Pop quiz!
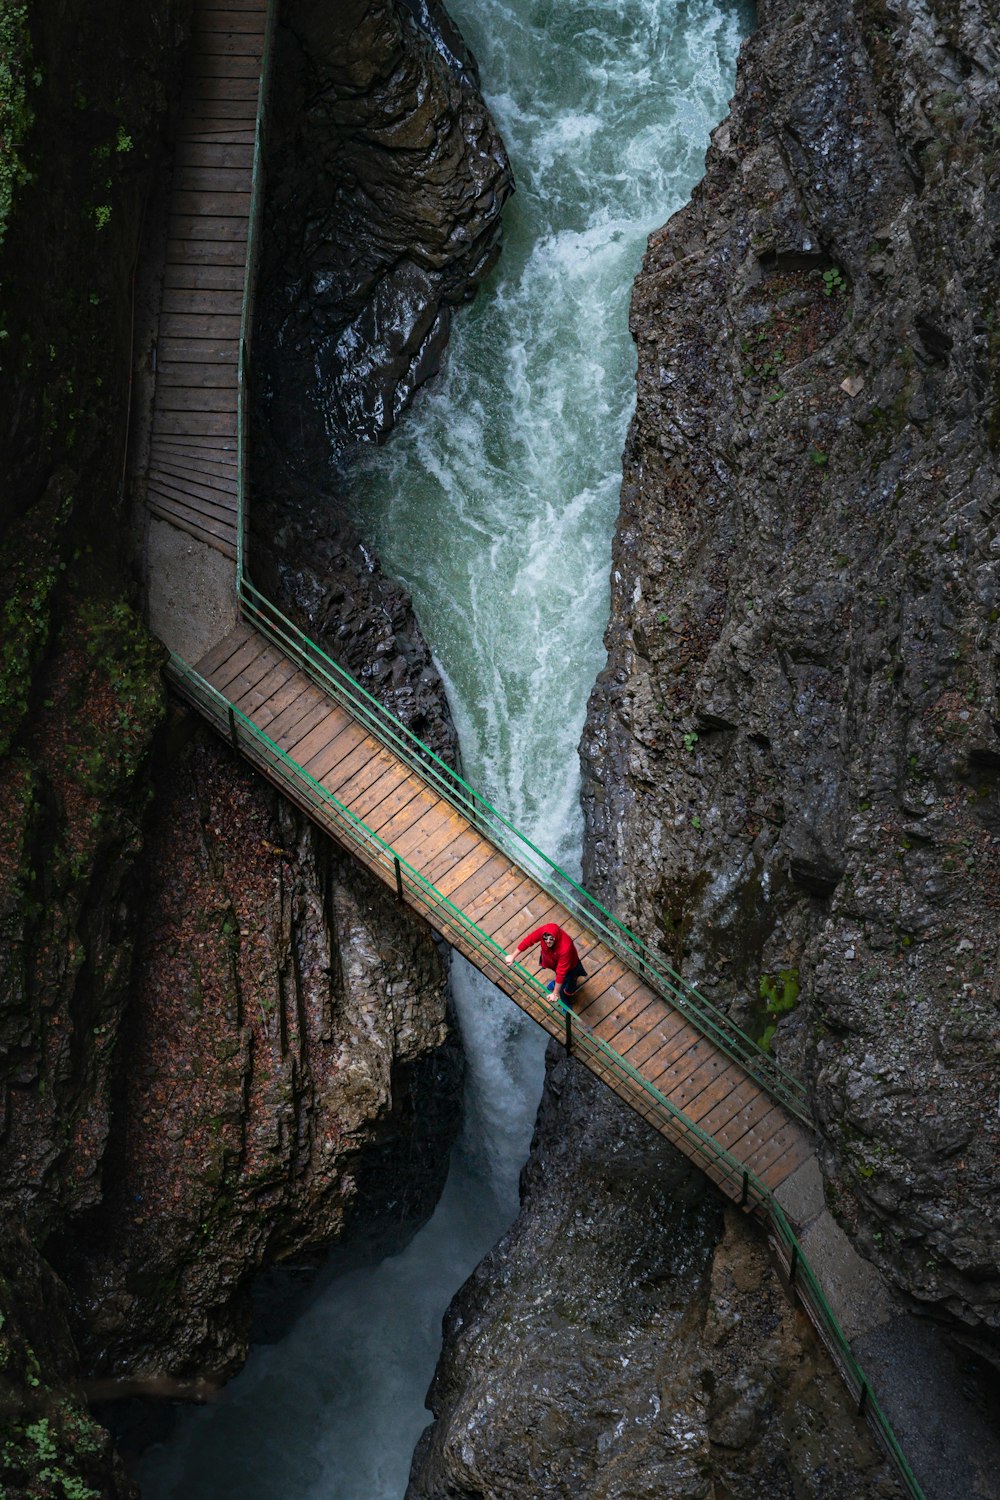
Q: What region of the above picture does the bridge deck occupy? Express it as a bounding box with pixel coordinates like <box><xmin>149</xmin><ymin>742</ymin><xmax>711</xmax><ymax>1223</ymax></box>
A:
<box><xmin>146</xmin><ymin>0</ymin><xmax>266</xmax><ymax>558</ymax></box>
<box><xmin>196</xmin><ymin>625</ymin><xmax>812</xmax><ymax>1201</ymax></box>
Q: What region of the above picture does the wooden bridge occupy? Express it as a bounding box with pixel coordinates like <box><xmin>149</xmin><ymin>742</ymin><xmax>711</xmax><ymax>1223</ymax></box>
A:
<box><xmin>133</xmin><ymin>6</ymin><xmax>929</xmax><ymax>1493</ymax></box>
<box><xmin>139</xmin><ymin>0</ymin><xmax>814</xmax><ymax>1208</ymax></box>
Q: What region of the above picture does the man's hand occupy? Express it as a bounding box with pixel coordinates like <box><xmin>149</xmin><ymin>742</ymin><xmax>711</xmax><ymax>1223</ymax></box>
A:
<box><xmin>504</xmin><ymin>952</ymin><xmax>515</xmax><ymax>966</ymax></box>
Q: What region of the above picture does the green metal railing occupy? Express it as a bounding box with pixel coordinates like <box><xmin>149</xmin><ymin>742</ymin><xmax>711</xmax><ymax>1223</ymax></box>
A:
<box><xmin>225</xmin><ymin>0</ymin><xmax>815</xmax><ymax>1132</ymax></box>
<box><xmin>169</xmin><ymin>654</ymin><xmax>922</xmax><ymax>1500</ymax></box>
<box><xmin>161</xmin><ymin>2</ymin><xmax>926</xmax><ymax>1492</ymax></box>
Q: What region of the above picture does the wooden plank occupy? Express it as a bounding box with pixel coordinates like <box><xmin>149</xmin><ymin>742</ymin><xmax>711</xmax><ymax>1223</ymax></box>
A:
<box><xmin>175</xmin><ymin>165</ymin><xmax>255</xmax><ymax>195</ymax></box>
<box><xmin>164</xmin><ymin>261</ymin><xmax>247</xmax><ymax>291</ymax></box>
<box><xmin>175</xmin><ymin>140</ymin><xmax>254</xmax><ymax>169</ymax></box>
<box><xmin>149</xmin><ymin>467</ymin><xmax>236</xmax><ymax>516</ymax></box>
<box><xmin>421</xmin><ymin>828</ymin><xmax>482</xmax><ymax>888</ymax></box>
<box><xmin>273</xmin><ymin>699</ymin><xmax>334</xmax><ymax>758</ymax></box>
<box><xmin>650</xmin><ymin>1037</ymin><xmax>720</xmax><ymax>1102</ymax></box>
<box><xmin>468</xmin><ymin>872</ymin><xmax>538</xmax><ymax>935</ymax></box>
<box><xmin>683</xmin><ymin>1072</ymin><xmax>755</xmax><ymax>1130</ymax></box>
<box><xmin>441</xmin><ymin>853</ymin><xmax>513</xmax><ymax>914</ymax></box>
<box><xmin>150</xmin><ymin>443</ymin><xmax>238</xmax><ymax>478</ymax></box>
<box><xmin>159</xmin><ymin>312</ymin><xmax>243</xmax><ymax>341</ymax></box>
<box><xmin>574</xmin><ymin>967</ymin><xmax>647</xmax><ymax>1029</ymax></box>
<box><xmin>191</xmin><ymin>53</ymin><xmax>262</xmax><ymax>77</ymax></box>
<box><xmin>194</xmin><ymin>624</ymin><xmax>254</xmax><ymax>679</ymax></box>
<box><xmin>198</xmin><ymin>10</ymin><xmax>267</xmax><ymax>32</ymax></box>
<box><xmin>670</xmin><ymin>1055</ymin><xmax>744</xmax><ymax>1118</ymax></box>
<box><xmin>168</xmin><ymin>214</ymin><xmax>248</xmax><ymax>243</ymax></box>
<box><xmin>186</xmin><ymin>75</ymin><xmax>260</xmax><ymax>99</ymax></box>
<box><xmin>147</xmin><ymin>481</ymin><xmax>236</xmax><ymax>534</ymax></box>
<box><xmin>151</xmin><ymin>430</ymin><xmax>237</xmax><ymax>450</ymax></box>
<box><xmin>713</xmin><ymin>1094</ymin><xmax>779</xmax><ymax>1157</ymax></box>
<box><xmin>691</xmin><ymin>1075</ymin><xmax>761</xmax><ymax>1135</ymax></box>
<box><xmin>209</xmin><ymin>633</ymin><xmax>269</xmax><ymax>693</ymax></box>
<box><xmin>641</xmin><ymin>1025</ymin><xmax>709</xmax><ymax>1090</ymax></box>
<box><xmin>157</xmin><ymin>362</ymin><xmax>238</xmax><ymax>389</ymax></box>
<box><xmin>315</xmin><ymin>733</ymin><xmax>382</xmax><ymax>796</ymax></box>
<box><xmin>179</xmin><ymin>128</ymin><xmax>257</xmax><ymax>146</ymax></box>
<box><xmin>231</xmin><ymin>658</ymin><xmax>299</xmax><ymax>716</ymax></box>
<box><xmin>432</xmin><ymin>845</ymin><xmax>499</xmax><ymax>901</ymax></box>
<box><xmin>331</xmin><ymin>748</ymin><xmax>403</xmax><ymax>811</ymax></box>
<box><xmin>590</xmin><ymin>988</ymin><xmax>661</xmax><ymax>1052</ymax></box>
<box><xmin>734</xmin><ymin>1123</ymin><xmax>804</xmax><ymax>1185</ymax></box>
<box><xmin>344</xmin><ymin>764</ymin><xmax>411</xmax><ymax>825</ymax></box>
<box><xmin>167</xmin><ymin>213</ymin><xmax>250</xmax><ymax>244</ymax></box>
<box><xmin>147</xmin><ymin>495</ymin><xmax>236</xmax><ymax>557</ymax></box>
<box><xmin>253</xmin><ymin>676</ymin><xmax>314</xmax><ymax>730</ymax></box>
<box><xmin>285</xmin><ymin>711</ymin><xmax>356</xmax><ymax>772</ymax></box>
<box><xmin>222</xmin><ymin>643</ymin><xmax>287</xmax><ymax>705</ymax></box>
<box><xmin>366</xmin><ymin>779</ymin><xmax>436</xmax><ymax>839</ymax></box>
<box><xmin>147</xmin><ymin>484</ymin><xmax>234</xmax><ymax>540</ymax></box>
<box><xmin>153</xmin><ymin>409</ymin><xmax>237</xmax><ymax>439</ymax></box>
<box><xmin>161</xmin><ymin>287</ymin><xmax>243</xmax><ymax>317</ymax></box>
<box><xmin>392</xmin><ymin>805</ymin><xmax>471</xmax><ymax>869</ymax></box>
<box><xmin>157</xmin><ymin>337</ymin><xmax>239</xmax><ymax>366</ymax></box>
<box><xmin>197</xmin><ymin>32</ymin><xmax>265</xmax><ymax>56</ymax></box>
<box><xmin>301</xmin><ymin>719</ymin><xmax>369</xmax><ymax>782</ymax></box>
<box><xmin>618</xmin><ymin>1008</ymin><xmax>695</xmax><ymax>1072</ymax></box>
<box><xmin>374</xmin><ymin>793</ymin><xmax>448</xmax><ymax>851</ymax></box>
<box><xmin>166</xmin><ymin>237</ymin><xmax>247</xmax><ymax>266</ymax></box>
<box><xmin>759</xmin><ymin>1138</ymin><xmax>813</xmax><ymax>1192</ymax></box>
<box><xmin>155</xmin><ymin>386</ymin><xmax>239</xmax><ymax>416</ymax></box>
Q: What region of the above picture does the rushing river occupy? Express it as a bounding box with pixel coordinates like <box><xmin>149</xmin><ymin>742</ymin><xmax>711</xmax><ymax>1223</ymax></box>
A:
<box><xmin>139</xmin><ymin>1</ymin><xmax>748</xmax><ymax>1494</ymax></box>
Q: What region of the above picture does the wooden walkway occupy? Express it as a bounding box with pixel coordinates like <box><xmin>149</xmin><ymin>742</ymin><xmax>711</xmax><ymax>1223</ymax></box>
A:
<box><xmin>195</xmin><ymin>624</ymin><xmax>813</xmax><ymax>1202</ymax></box>
<box><xmin>145</xmin><ymin>0</ymin><xmax>266</xmax><ymax>559</ymax></box>
<box><xmin>143</xmin><ymin>0</ymin><xmax>814</xmax><ymax>1210</ymax></box>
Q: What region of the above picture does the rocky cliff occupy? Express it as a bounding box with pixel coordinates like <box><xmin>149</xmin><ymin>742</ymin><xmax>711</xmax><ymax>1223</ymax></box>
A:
<box><xmin>408</xmin><ymin>0</ymin><xmax>998</xmax><ymax>1493</ymax></box>
<box><xmin>408</xmin><ymin>1057</ymin><xmax>898</xmax><ymax>1500</ymax></box>
<box><xmin>581</xmin><ymin>0</ymin><xmax>999</xmax><ymax>1356</ymax></box>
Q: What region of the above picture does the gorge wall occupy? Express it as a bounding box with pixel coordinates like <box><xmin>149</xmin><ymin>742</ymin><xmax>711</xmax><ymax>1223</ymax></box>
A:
<box><xmin>581</xmin><ymin>0</ymin><xmax>1000</xmax><ymax>1352</ymax></box>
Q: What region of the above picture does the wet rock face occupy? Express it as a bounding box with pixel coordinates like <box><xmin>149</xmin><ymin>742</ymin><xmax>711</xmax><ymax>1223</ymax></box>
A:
<box><xmin>408</xmin><ymin>1054</ymin><xmax>899</xmax><ymax>1499</ymax></box>
<box><xmin>249</xmin><ymin>465</ymin><xmax>460</xmax><ymax>767</ymax></box>
<box><xmin>59</xmin><ymin>721</ymin><xmax>461</xmax><ymax>1379</ymax></box>
<box><xmin>581</xmin><ymin>0</ymin><xmax>1000</xmax><ymax>1350</ymax></box>
<box><xmin>254</xmin><ymin>0</ymin><xmax>512</xmax><ymax>460</ymax></box>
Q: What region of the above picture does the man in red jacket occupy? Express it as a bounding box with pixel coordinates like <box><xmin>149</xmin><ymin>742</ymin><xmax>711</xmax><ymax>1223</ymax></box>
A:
<box><xmin>504</xmin><ymin>922</ymin><xmax>587</xmax><ymax>1009</ymax></box>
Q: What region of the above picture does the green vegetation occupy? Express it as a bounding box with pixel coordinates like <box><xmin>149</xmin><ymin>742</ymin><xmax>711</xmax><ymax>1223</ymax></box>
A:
<box><xmin>820</xmin><ymin>265</ymin><xmax>846</xmax><ymax>296</ymax></box>
<box><xmin>756</xmin><ymin>967</ymin><xmax>800</xmax><ymax>1051</ymax></box>
<box><xmin>0</xmin><ymin>0</ymin><xmax>36</xmax><ymax>245</ymax></box>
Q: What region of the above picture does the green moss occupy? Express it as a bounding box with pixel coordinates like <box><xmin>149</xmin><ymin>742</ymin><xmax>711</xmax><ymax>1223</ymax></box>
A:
<box><xmin>0</xmin><ymin>0</ymin><xmax>36</xmax><ymax>246</ymax></box>
<box><xmin>755</xmin><ymin>968</ymin><xmax>800</xmax><ymax>1052</ymax></box>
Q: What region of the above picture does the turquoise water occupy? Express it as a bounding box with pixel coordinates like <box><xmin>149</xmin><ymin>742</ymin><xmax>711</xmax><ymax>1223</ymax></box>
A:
<box><xmin>138</xmin><ymin>2</ymin><xmax>748</xmax><ymax>1495</ymax></box>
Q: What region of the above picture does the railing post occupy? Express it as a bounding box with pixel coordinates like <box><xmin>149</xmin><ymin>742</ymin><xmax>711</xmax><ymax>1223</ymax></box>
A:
<box><xmin>564</xmin><ymin>1005</ymin><xmax>573</xmax><ymax>1055</ymax></box>
<box><xmin>394</xmin><ymin>856</ymin><xmax>404</xmax><ymax>902</ymax></box>
<box><xmin>741</xmin><ymin>1170</ymin><xmax>749</xmax><ymax>1206</ymax></box>
<box><xmin>227</xmin><ymin>705</ymin><xmax>239</xmax><ymax>751</ymax></box>
<box><xmin>789</xmin><ymin>1245</ymin><xmax>799</xmax><ymax>1286</ymax></box>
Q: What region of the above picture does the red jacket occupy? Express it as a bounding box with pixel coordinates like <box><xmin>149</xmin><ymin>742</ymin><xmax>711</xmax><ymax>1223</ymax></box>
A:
<box><xmin>517</xmin><ymin>923</ymin><xmax>580</xmax><ymax>986</ymax></box>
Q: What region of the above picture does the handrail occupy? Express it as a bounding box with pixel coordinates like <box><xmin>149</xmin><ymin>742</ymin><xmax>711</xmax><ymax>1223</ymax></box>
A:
<box><xmin>230</xmin><ymin>0</ymin><xmax>809</xmax><ymax>1129</ymax></box>
<box><xmin>237</xmin><ymin>585</ymin><xmax>812</xmax><ymax>1121</ymax></box>
<box><xmin>191</xmin><ymin>3</ymin><xmax>926</xmax><ymax>1492</ymax></box>
<box><xmin>168</xmin><ymin>653</ymin><xmax>924</xmax><ymax>1500</ymax></box>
